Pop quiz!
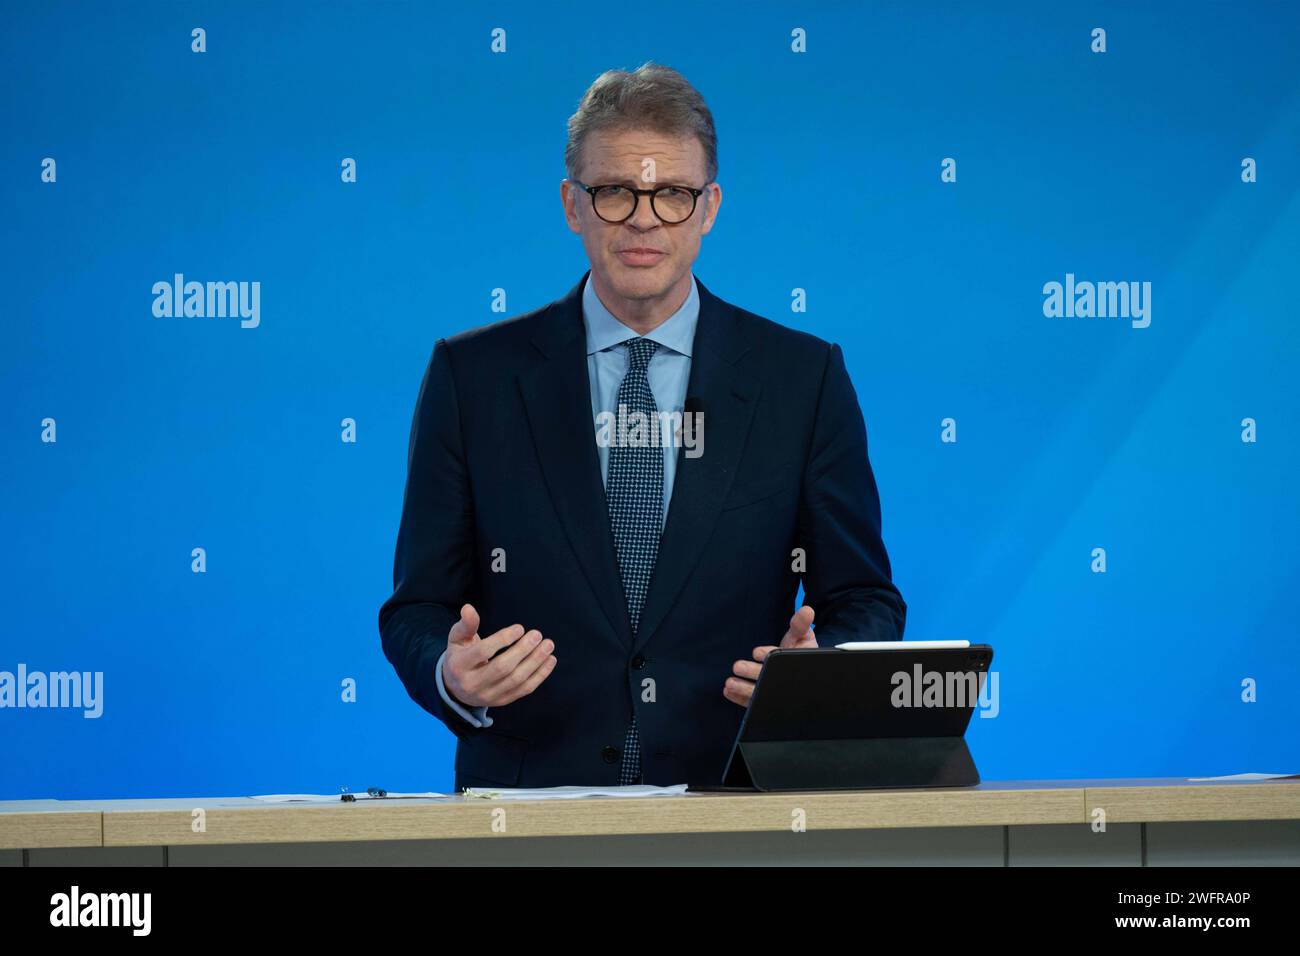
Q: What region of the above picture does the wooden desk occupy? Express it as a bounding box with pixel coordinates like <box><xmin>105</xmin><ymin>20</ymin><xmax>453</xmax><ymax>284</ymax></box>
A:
<box><xmin>3</xmin><ymin>778</ymin><xmax>1298</xmax><ymax>866</ymax></box>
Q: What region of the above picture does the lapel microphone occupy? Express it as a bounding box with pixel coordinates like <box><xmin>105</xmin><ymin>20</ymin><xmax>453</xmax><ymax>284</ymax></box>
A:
<box><xmin>683</xmin><ymin>396</ymin><xmax>702</xmax><ymax>437</ymax></box>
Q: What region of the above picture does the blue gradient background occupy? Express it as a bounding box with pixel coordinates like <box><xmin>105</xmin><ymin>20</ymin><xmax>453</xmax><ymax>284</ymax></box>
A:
<box><xmin>2</xmin><ymin>1</ymin><xmax>1297</xmax><ymax>799</ymax></box>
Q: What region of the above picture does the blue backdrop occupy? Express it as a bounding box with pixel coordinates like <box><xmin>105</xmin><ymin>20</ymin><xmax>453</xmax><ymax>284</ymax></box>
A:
<box><xmin>2</xmin><ymin>0</ymin><xmax>1297</xmax><ymax>800</ymax></box>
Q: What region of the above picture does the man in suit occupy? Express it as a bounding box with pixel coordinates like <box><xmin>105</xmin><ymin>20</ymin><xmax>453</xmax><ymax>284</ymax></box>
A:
<box><xmin>379</xmin><ymin>63</ymin><xmax>906</xmax><ymax>789</ymax></box>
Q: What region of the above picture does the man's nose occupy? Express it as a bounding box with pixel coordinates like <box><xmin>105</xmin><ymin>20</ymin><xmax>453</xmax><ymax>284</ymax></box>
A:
<box><xmin>628</xmin><ymin>194</ymin><xmax>663</xmax><ymax>230</ymax></box>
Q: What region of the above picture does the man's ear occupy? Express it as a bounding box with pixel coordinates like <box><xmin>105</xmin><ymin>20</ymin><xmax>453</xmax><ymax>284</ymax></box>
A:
<box><xmin>699</xmin><ymin>182</ymin><xmax>723</xmax><ymax>236</ymax></box>
<box><xmin>560</xmin><ymin>179</ymin><xmax>583</xmax><ymax>234</ymax></box>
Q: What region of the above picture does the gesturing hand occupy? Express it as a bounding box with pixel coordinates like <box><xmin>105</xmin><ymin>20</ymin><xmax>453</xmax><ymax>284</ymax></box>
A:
<box><xmin>723</xmin><ymin>605</ymin><xmax>816</xmax><ymax>708</ymax></box>
<box><xmin>441</xmin><ymin>603</ymin><xmax>557</xmax><ymax>708</ymax></box>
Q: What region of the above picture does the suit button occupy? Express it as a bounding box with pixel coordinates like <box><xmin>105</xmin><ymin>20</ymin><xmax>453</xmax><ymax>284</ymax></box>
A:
<box><xmin>601</xmin><ymin>745</ymin><xmax>621</xmax><ymax>764</ymax></box>
<box><xmin>630</xmin><ymin>655</ymin><xmax>646</xmax><ymax>670</ymax></box>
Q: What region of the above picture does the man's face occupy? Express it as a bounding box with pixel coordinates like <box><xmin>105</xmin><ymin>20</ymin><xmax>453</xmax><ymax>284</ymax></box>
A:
<box><xmin>562</xmin><ymin>128</ymin><xmax>721</xmax><ymax>305</ymax></box>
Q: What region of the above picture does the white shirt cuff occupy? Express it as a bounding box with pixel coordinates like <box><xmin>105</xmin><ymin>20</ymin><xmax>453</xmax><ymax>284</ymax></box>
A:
<box><xmin>435</xmin><ymin>648</ymin><xmax>493</xmax><ymax>728</ymax></box>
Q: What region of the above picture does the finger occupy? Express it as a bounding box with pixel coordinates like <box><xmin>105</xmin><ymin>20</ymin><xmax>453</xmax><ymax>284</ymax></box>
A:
<box><xmin>751</xmin><ymin>644</ymin><xmax>779</xmax><ymax>663</ymax></box>
<box><xmin>788</xmin><ymin>604</ymin><xmax>815</xmax><ymax>636</ymax></box>
<box><xmin>723</xmin><ymin>676</ymin><xmax>754</xmax><ymax>707</ymax></box>
<box><xmin>780</xmin><ymin>605</ymin><xmax>816</xmax><ymax>647</ymax></box>
<box><xmin>493</xmin><ymin>653</ymin><xmax>558</xmax><ymax>706</ymax></box>
<box><xmin>481</xmin><ymin>632</ymin><xmax>551</xmax><ymax>689</ymax></box>
<box><xmin>449</xmin><ymin>625</ymin><xmax>527</xmax><ymax>692</ymax></box>
<box><xmin>447</xmin><ymin>604</ymin><xmax>480</xmax><ymax>647</ymax></box>
<box><xmin>731</xmin><ymin>659</ymin><xmax>762</xmax><ymax>681</ymax></box>
<box><xmin>477</xmin><ymin>622</ymin><xmax>529</xmax><ymax>659</ymax></box>
<box><xmin>787</xmin><ymin>632</ymin><xmax>817</xmax><ymax>649</ymax></box>
<box><xmin>475</xmin><ymin>627</ymin><xmax>540</xmax><ymax>684</ymax></box>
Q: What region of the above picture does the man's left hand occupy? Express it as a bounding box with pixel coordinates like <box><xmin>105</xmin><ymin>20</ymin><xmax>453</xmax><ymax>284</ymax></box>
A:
<box><xmin>723</xmin><ymin>605</ymin><xmax>816</xmax><ymax>707</ymax></box>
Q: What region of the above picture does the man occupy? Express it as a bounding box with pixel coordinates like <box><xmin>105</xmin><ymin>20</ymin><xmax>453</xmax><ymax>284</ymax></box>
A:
<box><xmin>379</xmin><ymin>63</ymin><xmax>906</xmax><ymax>789</ymax></box>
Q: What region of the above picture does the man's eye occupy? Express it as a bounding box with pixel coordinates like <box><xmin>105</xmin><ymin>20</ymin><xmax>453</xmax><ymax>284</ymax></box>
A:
<box><xmin>600</xmin><ymin>186</ymin><xmax>626</xmax><ymax>195</ymax></box>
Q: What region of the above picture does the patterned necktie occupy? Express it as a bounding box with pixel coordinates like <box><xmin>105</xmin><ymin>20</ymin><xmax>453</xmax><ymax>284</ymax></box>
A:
<box><xmin>606</xmin><ymin>336</ymin><xmax>662</xmax><ymax>785</ymax></box>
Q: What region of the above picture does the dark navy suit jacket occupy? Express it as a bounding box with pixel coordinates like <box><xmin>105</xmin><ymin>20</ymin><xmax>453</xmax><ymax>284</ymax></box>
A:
<box><xmin>378</xmin><ymin>271</ymin><xmax>906</xmax><ymax>788</ymax></box>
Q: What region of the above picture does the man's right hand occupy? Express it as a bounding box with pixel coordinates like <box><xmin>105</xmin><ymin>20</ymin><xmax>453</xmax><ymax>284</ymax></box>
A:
<box><xmin>441</xmin><ymin>603</ymin><xmax>557</xmax><ymax>708</ymax></box>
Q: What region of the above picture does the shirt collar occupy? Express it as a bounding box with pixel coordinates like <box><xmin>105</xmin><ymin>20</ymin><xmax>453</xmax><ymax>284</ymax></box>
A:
<box><xmin>582</xmin><ymin>273</ymin><xmax>699</xmax><ymax>358</ymax></box>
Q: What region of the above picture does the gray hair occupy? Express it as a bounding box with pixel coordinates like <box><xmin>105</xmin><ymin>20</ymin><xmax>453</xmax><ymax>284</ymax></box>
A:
<box><xmin>565</xmin><ymin>62</ymin><xmax>718</xmax><ymax>185</ymax></box>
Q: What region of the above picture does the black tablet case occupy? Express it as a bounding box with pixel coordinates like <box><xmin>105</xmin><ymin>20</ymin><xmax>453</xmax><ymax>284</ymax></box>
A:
<box><xmin>718</xmin><ymin>645</ymin><xmax>994</xmax><ymax>791</ymax></box>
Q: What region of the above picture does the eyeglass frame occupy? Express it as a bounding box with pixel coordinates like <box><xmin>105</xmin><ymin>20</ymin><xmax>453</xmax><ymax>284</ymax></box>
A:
<box><xmin>567</xmin><ymin>178</ymin><xmax>710</xmax><ymax>224</ymax></box>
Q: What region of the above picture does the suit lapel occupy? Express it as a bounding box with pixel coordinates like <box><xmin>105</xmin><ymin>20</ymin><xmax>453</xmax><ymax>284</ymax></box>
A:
<box><xmin>518</xmin><ymin>272</ymin><xmax>634</xmax><ymax>649</ymax></box>
<box><xmin>633</xmin><ymin>276</ymin><xmax>759</xmax><ymax>654</ymax></box>
<box><xmin>519</xmin><ymin>272</ymin><xmax>758</xmax><ymax>656</ymax></box>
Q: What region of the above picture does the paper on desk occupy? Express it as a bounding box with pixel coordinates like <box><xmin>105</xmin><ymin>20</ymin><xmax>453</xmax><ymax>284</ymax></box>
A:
<box><xmin>461</xmin><ymin>784</ymin><xmax>689</xmax><ymax>800</ymax></box>
<box><xmin>1185</xmin><ymin>772</ymin><xmax>1300</xmax><ymax>782</ymax></box>
<box><xmin>250</xmin><ymin>792</ymin><xmax>447</xmax><ymax>803</ymax></box>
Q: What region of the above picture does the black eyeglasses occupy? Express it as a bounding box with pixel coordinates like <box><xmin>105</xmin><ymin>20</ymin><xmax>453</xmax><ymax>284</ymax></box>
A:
<box><xmin>569</xmin><ymin>179</ymin><xmax>708</xmax><ymax>224</ymax></box>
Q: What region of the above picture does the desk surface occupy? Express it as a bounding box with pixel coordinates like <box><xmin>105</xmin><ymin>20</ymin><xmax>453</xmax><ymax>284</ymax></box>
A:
<box><xmin>2</xmin><ymin>777</ymin><xmax>1298</xmax><ymax>850</ymax></box>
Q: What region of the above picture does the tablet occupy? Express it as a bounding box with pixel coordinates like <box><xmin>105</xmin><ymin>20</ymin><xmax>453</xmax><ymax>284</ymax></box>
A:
<box><xmin>705</xmin><ymin>643</ymin><xmax>995</xmax><ymax>792</ymax></box>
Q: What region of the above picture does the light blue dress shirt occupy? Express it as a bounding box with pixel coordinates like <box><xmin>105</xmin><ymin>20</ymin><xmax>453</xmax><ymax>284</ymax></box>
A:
<box><xmin>435</xmin><ymin>275</ymin><xmax>701</xmax><ymax>728</ymax></box>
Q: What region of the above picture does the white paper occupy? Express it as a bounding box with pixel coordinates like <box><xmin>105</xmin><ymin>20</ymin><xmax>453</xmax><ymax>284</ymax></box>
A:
<box><xmin>250</xmin><ymin>792</ymin><xmax>446</xmax><ymax>803</ymax></box>
<box><xmin>1185</xmin><ymin>772</ymin><xmax>1299</xmax><ymax>782</ymax></box>
<box><xmin>834</xmin><ymin>640</ymin><xmax>970</xmax><ymax>650</ymax></box>
<box><xmin>461</xmin><ymin>784</ymin><xmax>690</xmax><ymax>800</ymax></box>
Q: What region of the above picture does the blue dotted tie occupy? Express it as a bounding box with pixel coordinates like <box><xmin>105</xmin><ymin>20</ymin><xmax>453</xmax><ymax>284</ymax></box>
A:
<box><xmin>606</xmin><ymin>337</ymin><xmax>662</xmax><ymax>785</ymax></box>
